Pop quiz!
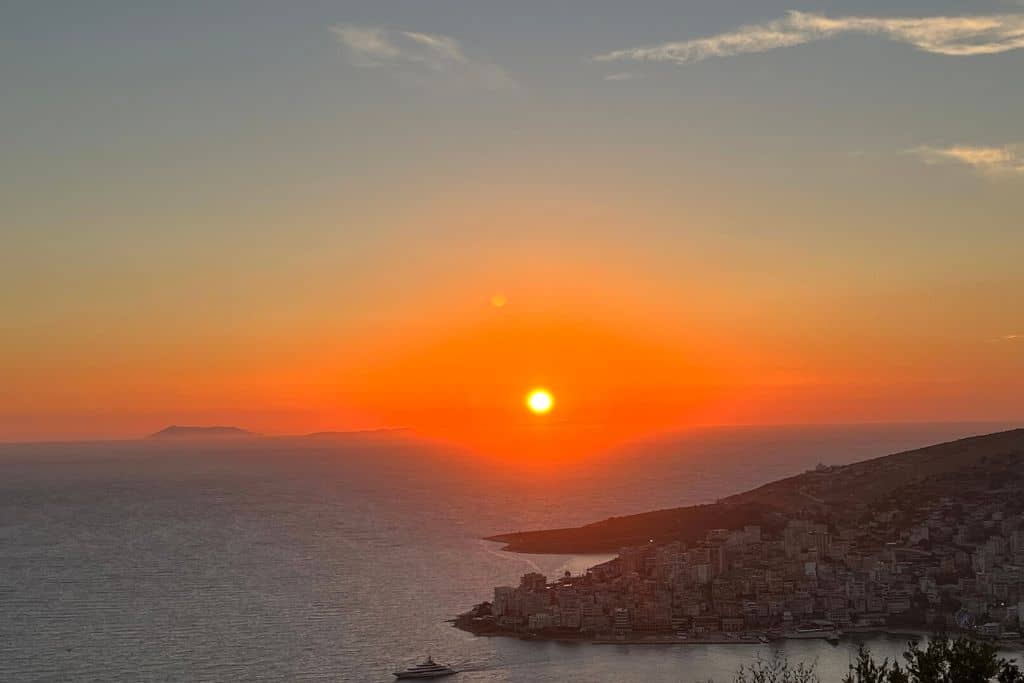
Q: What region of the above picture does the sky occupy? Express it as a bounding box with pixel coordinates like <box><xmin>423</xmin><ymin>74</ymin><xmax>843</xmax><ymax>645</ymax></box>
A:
<box><xmin>2</xmin><ymin>1</ymin><xmax>1022</xmax><ymax>451</ymax></box>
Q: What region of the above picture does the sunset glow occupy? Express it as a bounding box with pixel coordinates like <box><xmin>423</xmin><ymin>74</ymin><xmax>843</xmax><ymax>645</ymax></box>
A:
<box><xmin>6</xmin><ymin>4</ymin><xmax>1024</xmax><ymax>681</ymax></box>
<box><xmin>2</xmin><ymin>2</ymin><xmax>1022</xmax><ymax>455</ymax></box>
<box><xmin>526</xmin><ymin>389</ymin><xmax>554</xmax><ymax>415</ymax></box>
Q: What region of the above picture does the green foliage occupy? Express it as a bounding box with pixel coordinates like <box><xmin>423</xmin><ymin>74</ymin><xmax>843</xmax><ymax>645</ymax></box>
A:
<box><xmin>906</xmin><ymin>635</ymin><xmax>995</xmax><ymax>682</ymax></box>
<box><xmin>999</xmin><ymin>660</ymin><xmax>1024</xmax><ymax>683</ymax></box>
<box><xmin>841</xmin><ymin>635</ymin><xmax>1024</xmax><ymax>683</ymax></box>
<box><xmin>842</xmin><ymin>644</ymin><xmax>906</xmax><ymax>683</ymax></box>
<box><xmin>734</xmin><ymin>651</ymin><xmax>819</xmax><ymax>683</ymax></box>
<box><xmin>712</xmin><ymin>636</ymin><xmax>1024</xmax><ymax>683</ymax></box>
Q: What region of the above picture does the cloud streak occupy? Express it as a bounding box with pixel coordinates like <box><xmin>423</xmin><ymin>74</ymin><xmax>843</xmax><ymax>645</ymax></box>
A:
<box><xmin>330</xmin><ymin>24</ymin><xmax>514</xmax><ymax>89</ymax></box>
<box><xmin>910</xmin><ymin>144</ymin><xmax>1024</xmax><ymax>177</ymax></box>
<box><xmin>604</xmin><ymin>72</ymin><xmax>640</xmax><ymax>81</ymax></box>
<box><xmin>595</xmin><ymin>11</ymin><xmax>1024</xmax><ymax>65</ymax></box>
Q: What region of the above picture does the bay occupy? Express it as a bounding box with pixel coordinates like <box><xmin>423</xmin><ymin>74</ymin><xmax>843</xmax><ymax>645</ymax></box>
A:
<box><xmin>1</xmin><ymin>422</ymin><xmax>1021</xmax><ymax>681</ymax></box>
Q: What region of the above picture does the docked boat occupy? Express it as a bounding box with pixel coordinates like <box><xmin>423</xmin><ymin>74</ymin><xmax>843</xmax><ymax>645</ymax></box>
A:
<box><xmin>393</xmin><ymin>656</ymin><xmax>456</xmax><ymax>679</ymax></box>
<box><xmin>790</xmin><ymin>626</ymin><xmax>841</xmax><ymax>642</ymax></box>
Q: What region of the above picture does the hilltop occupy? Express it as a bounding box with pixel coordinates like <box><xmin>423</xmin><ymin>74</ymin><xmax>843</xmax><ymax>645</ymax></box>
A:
<box><xmin>488</xmin><ymin>427</ymin><xmax>1024</xmax><ymax>553</ymax></box>
<box><xmin>148</xmin><ymin>425</ymin><xmax>257</xmax><ymax>440</ymax></box>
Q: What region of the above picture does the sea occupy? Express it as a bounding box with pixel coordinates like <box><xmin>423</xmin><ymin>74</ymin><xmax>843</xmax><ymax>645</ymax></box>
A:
<box><xmin>2</xmin><ymin>422</ymin><xmax>1022</xmax><ymax>682</ymax></box>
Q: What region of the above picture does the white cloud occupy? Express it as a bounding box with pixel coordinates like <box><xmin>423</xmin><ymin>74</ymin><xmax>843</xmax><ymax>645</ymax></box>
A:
<box><xmin>400</xmin><ymin>31</ymin><xmax>467</xmax><ymax>65</ymax></box>
<box><xmin>331</xmin><ymin>25</ymin><xmax>401</xmax><ymax>65</ymax></box>
<box><xmin>604</xmin><ymin>72</ymin><xmax>640</xmax><ymax>81</ymax></box>
<box><xmin>910</xmin><ymin>144</ymin><xmax>1024</xmax><ymax>177</ymax></box>
<box><xmin>595</xmin><ymin>11</ymin><xmax>1024</xmax><ymax>65</ymax></box>
<box><xmin>331</xmin><ymin>24</ymin><xmax>515</xmax><ymax>89</ymax></box>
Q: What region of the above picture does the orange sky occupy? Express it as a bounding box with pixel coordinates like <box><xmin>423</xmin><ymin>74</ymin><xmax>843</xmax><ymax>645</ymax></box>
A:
<box><xmin>3</xmin><ymin>256</ymin><xmax>1023</xmax><ymax>454</ymax></box>
<box><xmin>4</xmin><ymin>1</ymin><xmax>1024</xmax><ymax>451</ymax></box>
<box><xmin>338</xmin><ymin>298</ymin><xmax>726</xmax><ymax>461</ymax></box>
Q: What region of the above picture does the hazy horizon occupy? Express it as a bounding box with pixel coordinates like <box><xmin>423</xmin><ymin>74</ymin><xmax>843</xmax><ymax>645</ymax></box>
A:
<box><xmin>4</xmin><ymin>416</ymin><xmax>1023</xmax><ymax>440</ymax></box>
<box><xmin>4</xmin><ymin>1</ymin><xmax>1024</xmax><ymax>455</ymax></box>
<box><xmin>5</xmin><ymin>3</ymin><xmax>1024</xmax><ymax>680</ymax></box>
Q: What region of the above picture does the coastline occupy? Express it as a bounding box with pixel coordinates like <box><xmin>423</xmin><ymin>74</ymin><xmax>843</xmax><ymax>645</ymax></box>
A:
<box><xmin>454</xmin><ymin>616</ymin><xmax>1024</xmax><ymax>650</ymax></box>
<box><xmin>452</xmin><ymin>614</ymin><xmax>1024</xmax><ymax>649</ymax></box>
<box><xmin>452</xmin><ymin>619</ymin><xmax>1019</xmax><ymax>648</ymax></box>
<box><xmin>452</xmin><ymin>614</ymin><xmax>929</xmax><ymax>646</ymax></box>
<box><xmin>460</xmin><ymin>431</ymin><xmax>1024</xmax><ymax>662</ymax></box>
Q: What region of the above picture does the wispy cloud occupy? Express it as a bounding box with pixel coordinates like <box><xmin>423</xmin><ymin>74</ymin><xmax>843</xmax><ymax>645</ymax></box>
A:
<box><xmin>604</xmin><ymin>72</ymin><xmax>641</xmax><ymax>81</ymax></box>
<box><xmin>399</xmin><ymin>31</ymin><xmax>468</xmax><ymax>66</ymax></box>
<box><xmin>595</xmin><ymin>11</ymin><xmax>1024</xmax><ymax>65</ymax></box>
<box><xmin>910</xmin><ymin>144</ymin><xmax>1024</xmax><ymax>177</ymax></box>
<box><xmin>331</xmin><ymin>25</ymin><xmax>402</xmax><ymax>65</ymax></box>
<box><xmin>330</xmin><ymin>24</ymin><xmax>515</xmax><ymax>89</ymax></box>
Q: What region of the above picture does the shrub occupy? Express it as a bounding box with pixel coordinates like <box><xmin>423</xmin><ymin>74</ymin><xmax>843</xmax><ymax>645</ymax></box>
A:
<box><xmin>734</xmin><ymin>651</ymin><xmax>820</xmax><ymax>683</ymax></box>
<box><xmin>841</xmin><ymin>635</ymin><xmax>1024</xmax><ymax>683</ymax></box>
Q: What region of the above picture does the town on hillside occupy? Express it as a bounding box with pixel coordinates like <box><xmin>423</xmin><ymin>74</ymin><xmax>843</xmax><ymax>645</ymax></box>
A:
<box><xmin>458</xmin><ymin>459</ymin><xmax>1024</xmax><ymax>644</ymax></box>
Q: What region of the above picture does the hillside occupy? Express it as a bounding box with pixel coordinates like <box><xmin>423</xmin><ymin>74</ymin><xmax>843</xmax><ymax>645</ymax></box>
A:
<box><xmin>723</xmin><ymin>427</ymin><xmax>1024</xmax><ymax>510</ymax></box>
<box><xmin>488</xmin><ymin>427</ymin><xmax>1024</xmax><ymax>553</ymax></box>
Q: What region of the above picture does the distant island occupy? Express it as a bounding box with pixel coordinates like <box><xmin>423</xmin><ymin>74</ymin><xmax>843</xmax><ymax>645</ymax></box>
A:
<box><xmin>149</xmin><ymin>425</ymin><xmax>257</xmax><ymax>440</ymax></box>
<box><xmin>146</xmin><ymin>425</ymin><xmax>410</xmax><ymax>441</ymax></box>
<box><xmin>297</xmin><ymin>428</ymin><xmax>411</xmax><ymax>440</ymax></box>
<box><xmin>458</xmin><ymin>428</ymin><xmax>1024</xmax><ymax>645</ymax></box>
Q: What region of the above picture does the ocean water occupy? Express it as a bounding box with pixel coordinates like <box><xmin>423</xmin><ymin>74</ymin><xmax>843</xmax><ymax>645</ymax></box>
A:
<box><xmin>1</xmin><ymin>422</ymin><xmax>1021</xmax><ymax>682</ymax></box>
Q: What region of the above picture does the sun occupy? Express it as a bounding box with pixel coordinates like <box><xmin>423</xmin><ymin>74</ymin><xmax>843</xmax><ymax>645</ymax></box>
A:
<box><xmin>526</xmin><ymin>388</ymin><xmax>554</xmax><ymax>415</ymax></box>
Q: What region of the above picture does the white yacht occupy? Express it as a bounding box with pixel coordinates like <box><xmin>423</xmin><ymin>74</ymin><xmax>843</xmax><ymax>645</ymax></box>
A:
<box><xmin>393</xmin><ymin>656</ymin><xmax>456</xmax><ymax>679</ymax></box>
